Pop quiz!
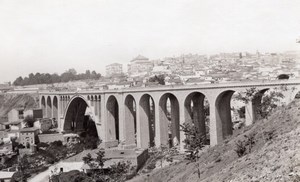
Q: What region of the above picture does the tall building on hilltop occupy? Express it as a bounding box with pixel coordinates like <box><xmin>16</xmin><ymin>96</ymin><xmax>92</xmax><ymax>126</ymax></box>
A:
<box><xmin>106</xmin><ymin>63</ymin><xmax>123</xmax><ymax>77</ymax></box>
<box><xmin>127</xmin><ymin>55</ymin><xmax>153</xmax><ymax>76</ymax></box>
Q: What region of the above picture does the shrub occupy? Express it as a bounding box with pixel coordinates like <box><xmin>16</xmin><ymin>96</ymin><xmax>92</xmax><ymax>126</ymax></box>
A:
<box><xmin>23</xmin><ymin>115</ymin><xmax>35</xmax><ymax>127</ymax></box>
<box><xmin>51</xmin><ymin>140</ymin><xmax>63</xmax><ymax>147</ymax></box>
<box><xmin>109</xmin><ymin>161</ymin><xmax>132</xmax><ymax>180</ymax></box>
<box><xmin>37</xmin><ymin>142</ymin><xmax>49</xmax><ymax>148</ymax></box>
<box><xmin>264</xmin><ymin>130</ymin><xmax>276</xmax><ymax>141</ymax></box>
<box><xmin>234</xmin><ymin>133</ymin><xmax>256</xmax><ymax>157</ymax></box>
<box><xmin>234</xmin><ymin>140</ymin><xmax>247</xmax><ymax>157</ymax></box>
<box><xmin>180</xmin><ymin>122</ymin><xmax>205</xmax><ymax>162</ymax></box>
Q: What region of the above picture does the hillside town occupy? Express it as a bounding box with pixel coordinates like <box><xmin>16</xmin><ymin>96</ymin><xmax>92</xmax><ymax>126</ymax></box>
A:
<box><xmin>107</xmin><ymin>51</ymin><xmax>300</xmax><ymax>84</ymax></box>
<box><xmin>0</xmin><ymin>51</ymin><xmax>299</xmax><ymax>94</ymax></box>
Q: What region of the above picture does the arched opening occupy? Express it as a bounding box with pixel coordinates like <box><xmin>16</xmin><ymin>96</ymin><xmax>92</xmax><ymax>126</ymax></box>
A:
<box><xmin>249</xmin><ymin>89</ymin><xmax>269</xmax><ymax>121</ymax></box>
<box><xmin>139</xmin><ymin>94</ymin><xmax>155</xmax><ymax>148</ymax></box>
<box><xmin>215</xmin><ymin>90</ymin><xmax>235</xmax><ymax>139</ymax></box>
<box><xmin>124</xmin><ymin>95</ymin><xmax>137</xmax><ymax>147</ymax></box>
<box><xmin>41</xmin><ymin>96</ymin><xmax>46</xmax><ymax>118</ymax></box>
<box><xmin>64</xmin><ymin>97</ymin><xmax>99</xmax><ymax>147</ymax></box>
<box><xmin>277</xmin><ymin>74</ymin><xmax>289</xmax><ymax>80</ymax></box>
<box><xmin>46</xmin><ymin>96</ymin><xmax>52</xmax><ymax>118</ymax></box>
<box><xmin>52</xmin><ymin>96</ymin><xmax>58</xmax><ymax>128</ymax></box>
<box><xmin>184</xmin><ymin>92</ymin><xmax>210</xmax><ymax>144</ymax></box>
<box><xmin>64</xmin><ymin>97</ymin><xmax>88</xmax><ymax>132</ymax></box>
<box><xmin>159</xmin><ymin>93</ymin><xmax>180</xmax><ymax>148</ymax></box>
<box><xmin>231</xmin><ymin>91</ymin><xmax>247</xmax><ymax>130</ymax></box>
<box><xmin>106</xmin><ymin>96</ymin><xmax>119</xmax><ymax>142</ymax></box>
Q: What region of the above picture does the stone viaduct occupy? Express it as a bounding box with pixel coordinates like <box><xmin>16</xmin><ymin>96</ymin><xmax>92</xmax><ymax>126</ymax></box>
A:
<box><xmin>39</xmin><ymin>80</ymin><xmax>300</xmax><ymax>150</ymax></box>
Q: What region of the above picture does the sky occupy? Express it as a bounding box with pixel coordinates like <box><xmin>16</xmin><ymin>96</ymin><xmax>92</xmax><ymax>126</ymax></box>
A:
<box><xmin>0</xmin><ymin>0</ymin><xmax>300</xmax><ymax>83</ymax></box>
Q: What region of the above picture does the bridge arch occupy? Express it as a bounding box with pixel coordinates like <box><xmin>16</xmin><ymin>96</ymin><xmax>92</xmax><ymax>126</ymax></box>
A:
<box><xmin>184</xmin><ymin>92</ymin><xmax>210</xmax><ymax>144</ymax></box>
<box><xmin>63</xmin><ymin>95</ymin><xmax>99</xmax><ymax>139</ymax></box>
<box><xmin>41</xmin><ymin>96</ymin><xmax>46</xmax><ymax>117</ymax></box>
<box><xmin>250</xmin><ymin>88</ymin><xmax>269</xmax><ymax>121</ymax></box>
<box><xmin>216</xmin><ymin>88</ymin><xmax>271</xmax><ymax>140</ymax></box>
<box><xmin>53</xmin><ymin>96</ymin><xmax>58</xmax><ymax>119</ymax></box>
<box><xmin>215</xmin><ymin>90</ymin><xmax>235</xmax><ymax>139</ymax></box>
<box><xmin>46</xmin><ymin>96</ymin><xmax>52</xmax><ymax>118</ymax></box>
<box><xmin>139</xmin><ymin>94</ymin><xmax>155</xmax><ymax>148</ymax></box>
<box><xmin>106</xmin><ymin>95</ymin><xmax>119</xmax><ymax>142</ymax></box>
<box><xmin>159</xmin><ymin>93</ymin><xmax>180</xmax><ymax>148</ymax></box>
<box><xmin>124</xmin><ymin>94</ymin><xmax>137</xmax><ymax>148</ymax></box>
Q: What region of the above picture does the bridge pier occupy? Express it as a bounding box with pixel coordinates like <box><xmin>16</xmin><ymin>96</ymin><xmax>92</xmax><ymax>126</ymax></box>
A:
<box><xmin>123</xmin><ymin>95</ymin><xmax>137</xmax><ymax>149</ymax></box>
<box><xmin>245</xmin><ymin>101</ymin><xmax>255</xmax><ymax>126</ymax></box>
<box><xmin>209</xmin><ymin>98</ymin><xmax>223</xmax><ymax>146</ymax></box>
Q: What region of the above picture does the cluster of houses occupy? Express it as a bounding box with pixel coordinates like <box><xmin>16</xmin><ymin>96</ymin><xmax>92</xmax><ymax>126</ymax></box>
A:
<box><xmin>104</xmin><ymin>52</ymin><xmax>300</xmax><ymax>88</ymax></box>
<box><xmin>0</xmin><ymin>108</ymin><xmax>55</xmax><ymax>155</ymax></box>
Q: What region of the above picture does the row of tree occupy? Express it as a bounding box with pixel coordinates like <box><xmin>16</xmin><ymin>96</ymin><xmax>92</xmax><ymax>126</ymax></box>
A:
<box><xmin>13</xmin><ymin>69</ymin><xmax>101</xmax><ymax>86</ymax></box>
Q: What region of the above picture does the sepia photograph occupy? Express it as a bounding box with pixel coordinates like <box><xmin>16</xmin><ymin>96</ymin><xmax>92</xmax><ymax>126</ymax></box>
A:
<box><xmin>0</xmin><ymin>0</ymin><xmax>300</xmax><ymax>181</ymax></box>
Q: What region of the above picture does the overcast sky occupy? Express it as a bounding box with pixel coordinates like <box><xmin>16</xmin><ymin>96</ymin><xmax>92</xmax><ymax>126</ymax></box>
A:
<box><xmin>0</xmin><ymin>0</ymin><xmax>300</xmax><ymax>83</ymax></box>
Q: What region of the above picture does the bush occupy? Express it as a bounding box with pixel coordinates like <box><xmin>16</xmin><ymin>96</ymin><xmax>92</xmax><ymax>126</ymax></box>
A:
<box><xmin>37</xmin><ymin>142</ymin><xmax>49</xmax><ymax>148</ymax></box>
<box><xmin>51</xmin><ymin>140</ymin><xmax>63</xmax><ymax>147</ymax></box>
<box><xmin>17</xmin><ymin>143</ymin><xmax>25</xmax><ymax>149</ymax></box>
<box><xmin>264</xmin><ymin>130</ymin><xmax>276</xmax><ymax>141</ymax></box>
<box><xmin>109</xmin><ymin>161</ymin><xmax>132</xmax><ymax>181</ymax></box>
<box><xmin>23</xmin><ymin>115</ymin><xmax>35</xmax><ymax>127</ymax></box>
<box><xmin>234</xmin><ymin>133</ymin><xmax>256</xmax><ymax>157</ymax></box>
<box><xmin>234</xmin><ymin>140</ymin><xmax>247</xmax><ymax>157</ymax></box>
<box><xmin>180</xmin><ymin>122</ymin><xmax>205</xmax><ymax>161</ymax></box>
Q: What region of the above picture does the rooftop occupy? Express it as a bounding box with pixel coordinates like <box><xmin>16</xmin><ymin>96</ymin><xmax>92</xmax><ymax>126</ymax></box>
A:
<box><xmin>106</xmin><ymin>63</ymin><xmax>122</xmax><ymax>67</ymax></box>
<box><xmin>0</xmin><ymin>171</ymin><xmax>14</xmax><ymax>179</ymax></box>
<box><xmin>131</xmin><ymin>55</ymin><xmax>149</xmax><ymax>62</ymax></box>
<box><xmin>19</xmin><ymin>127</ymin><xmax>39</xmax><ymax>132</ymax></box>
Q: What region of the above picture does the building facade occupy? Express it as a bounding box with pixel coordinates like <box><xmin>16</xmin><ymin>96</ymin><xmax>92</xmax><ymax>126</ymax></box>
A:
<box><xmin>127</xmin><ymin>55</ymin><xmax>153</xmax><ymax>76</ymax></box>
<box><xmin>106</xmin><ymin>63</ymin><xmax>123</xmax><ymax>77</ymax></box>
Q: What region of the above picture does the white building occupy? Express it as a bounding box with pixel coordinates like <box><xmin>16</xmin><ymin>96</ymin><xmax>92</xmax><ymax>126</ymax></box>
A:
<box><xmin>127</xmin><ymin>55</ymin><xmax>153</xmax><ymax>76</ymax></box>
<box><xmin>106</xmin><ymin>63</ymin><xmax>123</xmax><ymax>77</ymax></box>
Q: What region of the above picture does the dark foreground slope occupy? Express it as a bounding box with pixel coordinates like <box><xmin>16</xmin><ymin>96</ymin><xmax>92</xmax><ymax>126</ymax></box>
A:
<box><xmin>0</xmin><ymin>93</ymin><xmax>38</xmax><ymax>122</ymax></box>
<box><xmin>130</xmin><ymin>100</ymin><xmax>300</xmax><ymax>182</ymax></box>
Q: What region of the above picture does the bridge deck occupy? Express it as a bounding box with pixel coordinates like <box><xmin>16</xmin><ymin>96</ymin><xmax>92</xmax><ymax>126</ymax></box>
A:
<box><xmin>40</xmin><ymin>79</ymin><xmax>300</xmax><ymax>95</ymax></box>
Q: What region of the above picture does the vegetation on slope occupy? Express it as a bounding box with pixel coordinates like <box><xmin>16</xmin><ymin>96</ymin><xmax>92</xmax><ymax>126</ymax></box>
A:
<box><xmin>130</xmin><ymin>99</ymin><xmax>300</xmax><ymax>182</ymax></box>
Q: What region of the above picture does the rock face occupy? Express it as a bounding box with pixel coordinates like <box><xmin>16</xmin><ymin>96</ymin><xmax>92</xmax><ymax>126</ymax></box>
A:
<box><xmin>0</xmin><ymin>93</ymin><xmax>38</xmax><ymax>123</ymax></box>
<box><xmin>130</xmin><ymin>99</ymin><xmax>300</xmax><ymax>182</ymax></box>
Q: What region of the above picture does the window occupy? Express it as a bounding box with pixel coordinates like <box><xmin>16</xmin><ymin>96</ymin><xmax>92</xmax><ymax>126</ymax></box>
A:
<box><xmin>18</xmin><ymin>110</ymin><xmax>24</xmax><ymax>119</ymax></box>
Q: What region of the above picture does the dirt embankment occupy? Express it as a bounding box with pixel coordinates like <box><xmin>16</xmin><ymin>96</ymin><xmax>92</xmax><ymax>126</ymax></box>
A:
<box><xmin>130</xmin><ymin>99</ymin><xmax>300</xmax><ymax>182</ymax></box>
<box><xmin>0</xmin><ymin>93</ymin><xmax>39</xmax><ymax>122</ymax></box>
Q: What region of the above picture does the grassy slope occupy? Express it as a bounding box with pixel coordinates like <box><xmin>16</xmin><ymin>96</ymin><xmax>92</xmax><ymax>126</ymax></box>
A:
<box><xmin>130</xmin><ymin>99</ymin><xmax>300</xmax><ymax>182</ymax></box>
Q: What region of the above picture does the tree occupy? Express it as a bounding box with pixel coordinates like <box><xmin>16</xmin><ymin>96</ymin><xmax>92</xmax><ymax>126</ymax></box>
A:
<box><xmin>95</xmin><ymin>150</ymin><xmax>106</xmax><ymax>169</ymax></box>
<box><xmin>149</xmin><ymin>75</ymin><xmax>165</xmax><ymax>85</ymax></box>
<box><xmin>23</xmin><ymin>115</ymin><xmax>35</xmax><ymax>127</ymax></box>
<box><xmin>82</xmin><ymin>153</ymin><xmax>94</xmax><ymax>167</ymax></box>
<box><xmin>235</xmin><ymin>87</ymin><xmax>285</xmax><ymax>120</ymax></box>
<box><xmin>13</xmin><ymin>68</ymin><xmax>102</xmax><ymax>86</ymax></box>
<box><xmin>11</xmin><ymin>155</ymin><xmax>31</xmax><ymax>182</ymax></box>
<box><xmin>237</xmin><ymin>106</ymin><xmax>245</xmax><ymax>118</ymax></box>
<box><xmin>180</xmin><ymin>122</ymin><xmax>205</xmax><ymax>161</ymax></box>
<box><xmin>85</xmin><ymin>70</ymin><xmax>91</xmax><ymax>78</ymax></box>
<box><xmin>13</xmin><ymin>76</ymin><xmax>24</xmax><ymax>86</ymax></box>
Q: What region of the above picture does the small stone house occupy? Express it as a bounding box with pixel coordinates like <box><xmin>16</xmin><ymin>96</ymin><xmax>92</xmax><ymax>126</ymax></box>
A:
<box><xmin>34</xmin><ymin>118</ymin><xmax>53</xmax><ymax>132</ymax></box>
<box><xmin>7</xmin><ymin>108</ymin><xmax>43</xmax><ymax>123</ymax></box>
<box><xmin>0</xmin><ymin>171</ymin><xmax>14</xmax><ymax>182</ymax></box>
<box><xmin>19</xmin><ymin>127</ymin><xmax>39</xmax><ymax>148</ymax></box>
